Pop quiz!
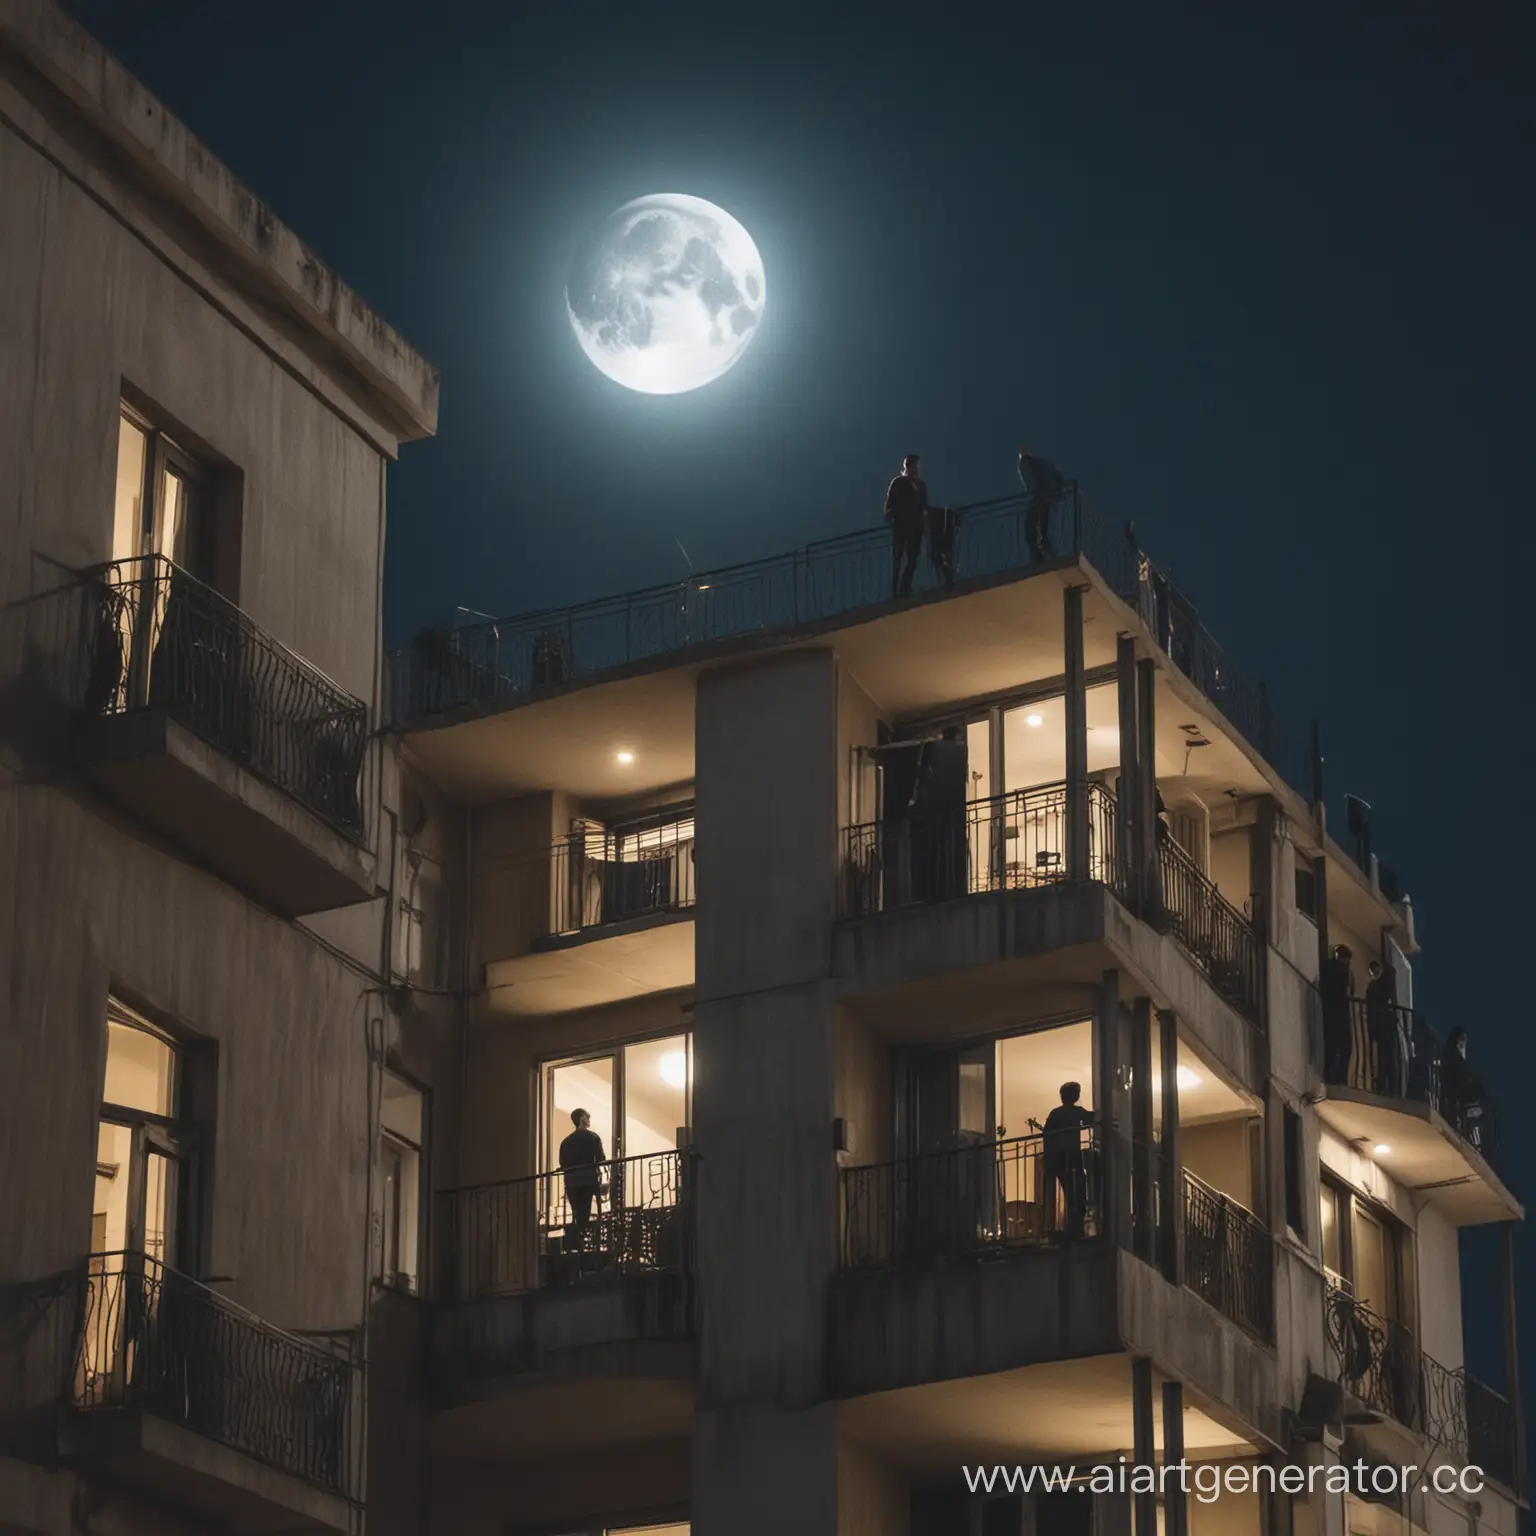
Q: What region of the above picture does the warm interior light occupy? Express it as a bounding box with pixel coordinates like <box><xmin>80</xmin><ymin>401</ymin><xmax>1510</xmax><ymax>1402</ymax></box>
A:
<box><xmin>659</xmin><ymin>1051</ymin><xmax>687</xmax><ymax>1088</ymax></box>
<box><xmin>1373</xmin><ymin>1143</ymin><xmax>1391</xmax><ymax>1156</ymax></box>
<box><xmin>616</xmin><ymin>750</ymin><xmax>635</xmax><ymax>765</ymax></box>
<box><xmin>1176</xmin><ymin>1065</ymin><xmax>1200</xmax><ymax>1090</ymax></box>
<box><xmin>1025</xmin><ymin>713</ymin><xmax>1044</xmax><ymax>728</ymax></box>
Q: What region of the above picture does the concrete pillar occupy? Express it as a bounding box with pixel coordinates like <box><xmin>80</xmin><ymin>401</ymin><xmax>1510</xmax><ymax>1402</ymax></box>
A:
<box><xmin>1135</xmin><ymin>659</ymin><xmax>1160</xmax><ymax>920</ymax></box>
<box><xmin>1097</xmin><ymin>970</ymin><xmax>1127</xmax><ymax>1249</ymax></box>
<box><xmin>1132</xmin><ymin>1358</ymin><xmax>1156</xmax><ymax>1536</ymax></box>
<box><xmin>1157</xmin><ymin>1008</ymin><xmax>1181</xmax><ymax>1285</ymax></box>
<box><xmin>1065</xmin><ymin>586</ymin><xmax>1089</xmax><ymax>881</ymax></box>
<box><xmin>1116</xmin><ymin>635</ymin><xmax>1140</xmax><ymax>899</ymax></box>
<box><xmin>1162</xmin><ymin>1380</ymin><xmax>1188</xmax><ymax>1536</ymax></box>
<box><xmin>1300</xmin><ymin>1444</ymin><xmax>1345</xmax><ymax>1536</ymax></box>
<box><xmin>1502</xmin><ymin>1222</ymin><xmax>1526</xmax><ymax>1494</ymax></box>
<box><xmin>692</xmin><ymin>648</ymin><xmax>841</xmax><ymax>1536</ymax></box>
<box><xmin>1130</xmin><ymin>998</ymin><xmax>1154</xmax><ymax>1263</ymax></box>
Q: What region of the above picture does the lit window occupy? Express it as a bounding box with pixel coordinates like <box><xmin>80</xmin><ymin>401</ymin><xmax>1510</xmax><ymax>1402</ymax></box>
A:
<box><xmin>380</xmin><ymin>1073</ymin><xmax>425</xmax><ymax>1292</ymax></box>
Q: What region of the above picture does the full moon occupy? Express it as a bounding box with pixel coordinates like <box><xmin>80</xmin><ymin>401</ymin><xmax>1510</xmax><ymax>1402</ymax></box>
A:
<box><xmin>566</xmin><ymin>193</ymin><xmax>766</xmax><ymax>394</ymax></box>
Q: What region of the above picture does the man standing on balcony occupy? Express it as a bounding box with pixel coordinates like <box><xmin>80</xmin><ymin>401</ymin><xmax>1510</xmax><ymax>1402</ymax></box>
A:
<box><xmin>559</xmin><ymin>1108</ymin><xmax>607</xmax><ymax>1253</ymax></box>
<box><xmin>1043</xmin><ymin>1081</ymin><xmax>1093</xmax><ymax>1239</ymax></box>
<box><xmin>1018</xmin><ymin>445</ymin><xmax>1066</xmax><ymax>561</ymax></box>
<box><xmin>913</xmin><ymin>725</ymin><xmax>970</xmax><ymax>901</ymax></box>
<box><xmin>1319</xmin><ymin>944</ymin><xmax>1355</xmax><ymax>1086</ymax></box>
<box><xmin>1365</xmin><ymin>960</ymin><xmax>1403</xmax><ymax>1097</ymax></box>
<box><xmin>885</xmin><ymin>453</ymin><xmax>936</xmax><ymax>599</ymax></box>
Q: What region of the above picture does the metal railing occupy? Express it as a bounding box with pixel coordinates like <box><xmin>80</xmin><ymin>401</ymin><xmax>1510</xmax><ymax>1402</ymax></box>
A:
<box><xmin>840</xmin><ymin>780</ymin><xmax>1121</xmax><ymax>918</ymax></box>
<box><xmin>549</xmin><ymin>811</ymin><xmax>696</xmax><ymax>936</ymax></box>
<box><xmin>840</xmin><ymin>1124</ymin><xmax>1102</xmax><ymax>1271</ymax></box>
<box><xmin>436</xmin><ymin>1149</ymin><xmax>691</xmax><ymax>1304</ymax></box>
<box><xmin>82</xmin><ymin>557</ymin><xmax>368</xmax><ymax>840</ymax></box>
<box><xmin>1466</xmin><ymin>1372</ymin><xmax>1518</xmax><ymax>1491</ymax></box>
<box><xmin>70</xmin><ymin>1253</ymin><xmax>356</xmax><ymax>1497</ymax></box>
<box><xmin>1421</xmin><ymin>1350</ymin><xmax>1468</xmax><ymax>1454</ymax></box>
<box><xmin>1325</xmin><ymin>1281</ymin><xmax>1420</xmax><ymax>1429</ymax></box>
<box><xmin>1157</xmin><ymin>834</ymin><xmax>1263</xmax><ymax>1022</ymax></box>
<box><xmin>1181</xmin><ymin>1172</ymin><xmax>1274</xmax><ymax>1341</ymax></box>
<box><xmin>1325</xmin><ymin>999</ymin><xmax>1501</xmax><ymax>1172</ymax></box>
<box><xmin>395</xmin><ymin>489</ymin><xmax>1311</xmax><ymax>803</ymax></box>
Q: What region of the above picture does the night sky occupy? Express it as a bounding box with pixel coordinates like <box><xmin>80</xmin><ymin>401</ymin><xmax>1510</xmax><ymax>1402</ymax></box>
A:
<box><xmin>70</xmin><ymin>0</ymin><xmax>1533</xmax><ymax>1413</ymax></box>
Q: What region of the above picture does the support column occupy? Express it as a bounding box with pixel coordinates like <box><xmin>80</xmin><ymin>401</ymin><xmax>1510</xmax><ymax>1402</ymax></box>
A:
<box><xmin>1131</xmin><ymin>998</ymin><xmax>1154</xmax><ymax>1263</ymax></box>
<box><xmin>1135</xmin><ymin>658</ymin><xmax>1160</xmax><ymax>920</ymax></box>
<box><xmin>1065</xmin><ymin>586</ymin><xmax>1089</xmax><ymax>881</ymax></box>
<box><xmin>1116</xmin><ymin>635</ymin><xmax>1140</xmax><ymax>900</ymax></box>
<box><xmin>1157</xmin><ymin>1008</ymin><xmax>1182</xmax><ymax>1284</ymax></box>
<box><xmin>1097</xmin><ymin>969</ymin><xmax>1127</xmax><ymax>1250</ymax></box>
<box><xmin>1162</xmin><ymin>1381</ymin><xmax>1188</xmax><ymax>1536</ymax></box>
<box><xmin>1503</xmin><ymin>1221</ymin><xmax>1526</xmax><ymax>1495</ymax></box>
<box><xmin>1132</xmin><ymin>1358</ymin><xmax>1156</xmax><ymax>1536</ymax></box>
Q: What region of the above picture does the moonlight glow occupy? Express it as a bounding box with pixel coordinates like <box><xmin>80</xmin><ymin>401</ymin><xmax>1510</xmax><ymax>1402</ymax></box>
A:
<box><xmin>566</xmin><ymin>193</ymin><xmax>766</xmax><ymax>394</ymax></box>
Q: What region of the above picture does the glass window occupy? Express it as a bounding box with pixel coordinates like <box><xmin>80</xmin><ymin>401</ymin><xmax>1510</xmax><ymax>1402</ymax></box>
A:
<box><xmin>380</xmin><ymin>1072</ymin><xmax>424</xmax><ymax>1292</ymax></box>
<box><xmin>1319</xmin><ymin>1181</ymin><xmax>1342</xmax><ymax>1278</ymax></box>
<box><xmin>546</xmin><ymin>1055</ymin><xmax>617</xmax><ymax>1179</ymax></box>
<box><xmin>622</xmin><ymin>1035</ymin><xmax>689</xmax><ymax>1160</ymax></box>
<box><xmin>113</xmin><ymin>413</ymin><xmax>149</xmax><ymax>562</ymax></box>
<box><xmin>102</xmin><ymin>1018</ymin><xmax>176</xmax><ymax>1117</ymax></box>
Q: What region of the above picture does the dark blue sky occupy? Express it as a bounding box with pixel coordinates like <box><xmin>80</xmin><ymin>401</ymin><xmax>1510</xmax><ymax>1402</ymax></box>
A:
<box><xmin>71</xmin><ymin>0</ymin><xmax>1533</xmax><ymax>1395</ymax></box>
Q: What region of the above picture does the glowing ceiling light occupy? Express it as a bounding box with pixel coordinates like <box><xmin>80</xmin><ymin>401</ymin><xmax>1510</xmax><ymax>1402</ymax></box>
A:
<box><xmin>1176</xmin><ymin>1065</ymin><xmax>1200</xmax><ymax>1090</ymax></box>
<box><xmin>1373</xmin><ymin>1143</ymin><xmax>1391</xmax><ymax>1156</ymax></box>
<box><xmin>616</xmin><ymin>750</ymin><xmax>635</xmax><ymax>765</ymax></box>
<box><xmin>659</xmin><ymin>1051</ymin><xmax>687</xmax><ymax>1088</ymax></box>
<box><xmin>1025</xmin><ymin>713</ymin><xmax>1044</xmax><ymax>728</ymax></box>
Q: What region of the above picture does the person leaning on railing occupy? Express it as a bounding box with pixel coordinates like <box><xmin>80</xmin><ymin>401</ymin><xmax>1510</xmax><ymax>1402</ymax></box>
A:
<box><xmin>1017</xmin><ymin>446</ymin><xmax>1066</xmax><ymax>562</ymax></box>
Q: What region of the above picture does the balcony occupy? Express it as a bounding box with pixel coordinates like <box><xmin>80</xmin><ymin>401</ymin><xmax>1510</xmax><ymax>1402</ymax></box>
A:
<box><xmin>1326</xmin><ymin>1282</ymin><xmax>1420</xmax><ymax>1430</ymax></box>
<box><xmin>1181</xmin><ymin>1171</ymin><xmax>1274</xmax><ymax>1343</ymax></box>
<box><xmin>838</xmin><ymin>781</ymin><xmax>1263</xmax><ymax>1028</ymax></box>
<box><xmin>431</xmin><ymin>1149</ymin><xmax>695</xmax><ymax>1409</ymax></box>
<box><xmin>1316</xmin><ymin>999</ymin><xmax>1516</xmax><ymax>1224</ymax></box>
<box><xmin>43</xmin><ymin>1252</ymin><xmax>357</xmax><ymax>1531</ymax></box>
<box><xmin>484</xmin><ymin>809</ymin><xmax>696</xmax><ymax>1015</ymax></box>
<box><xmin>72</xmin><ymin>558</ymin><xmax>374</xmax><ymax>915</ymax></box>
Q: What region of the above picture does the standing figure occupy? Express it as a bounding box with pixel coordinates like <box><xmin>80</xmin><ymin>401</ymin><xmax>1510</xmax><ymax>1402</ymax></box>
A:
<box><xmin>1042</xmin><ymin>1082</ymin><xmax>1093</xmax><ymax>1239</ymax></box>
<box><xmin>1017</xmin><ymin>446</ymin><xmax>1066</xmax><ymax>561</ymax></box>
<box><xmin>1439</xmin><ymin>1027</ymin><xmax>1483</xmax><ymax>1144</ymax></box>
<box><xmin>558</xmin><ymin>1107</ymin><xmax>607</xmax><ymax>1254</ymax></box>
<box><xmin>885</xmin><ymin>453</ymin><xmax>935</xmax><ymax>599</ymax></box>
<box><xmin>913</xmin><ymin>725</ymin><xmax>970</xmax><ymax>901</ymax></box>
<box><xmin>1318</xmin><ymin>944</ymin><xmax>1355</xmax><ymax>1086</ymax></box>
<box><xmin>1365</xmin><ymin>960</ymin><xmax>1402</xmax><ymax>1097</ymax></box>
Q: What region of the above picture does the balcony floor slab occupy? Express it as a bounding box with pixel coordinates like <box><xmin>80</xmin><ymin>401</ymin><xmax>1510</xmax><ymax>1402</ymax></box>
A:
<box><xmin>485</xmin><ymin>913</ymin><xmax>694</xmax><ymax>1015</ymax></box>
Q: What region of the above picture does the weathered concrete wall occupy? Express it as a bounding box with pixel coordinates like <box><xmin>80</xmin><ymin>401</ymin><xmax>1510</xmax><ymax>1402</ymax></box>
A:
<box><xmin>836</xmin><ymin>1007</ymin><xmax>894</xmax><ymax>1165</ymax></box>
<box><xmin>1415</xmin><ymin>1205</ymin><xmax>1463</xmax><ymax>1369</ymax></box>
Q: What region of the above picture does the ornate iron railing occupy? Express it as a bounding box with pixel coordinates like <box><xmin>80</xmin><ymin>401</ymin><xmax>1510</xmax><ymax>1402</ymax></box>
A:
<box><xmin>1325</xmin><ymin>998</ymin><xmax>1502</xmax><ymax>1172</ymax></box>
<box><xmin>396</xmin><ymin>490</ymin><xmax>1311</xmax><ymax>803</ymax></box>
<box><xmin>1157</xmin><ymin>834</ymin><xmax>1263</xmax><ymax>1023</ymax></box>
<box><xmin>840</xmin><ymin>780</ymin><xmax>1121</xmax><ymax>918</ymax></box>
<box><xmin>436</xmin><ymin>1149</ymin><xmax>692</xmax><ymax>1304</ymax></box>
<box><xmin>549</xmin><ymin>809</ymin><xmax>696</xmax><ymax>936</ymax></box>
<box><xmin>71</xmin><ymin>1253</ymin><xmax>356</xmax><ymax>1497</ymax></box>
<box><xmin>1325</xmin><ymin>1281</ymin><xmax>1420</xmax><ymax>1429</ymax></box>
<box><xmin>840</xmin><ymin>1124</ymin><xmax>1102</xmax><ymax>1271</ymax></box>
<box><xmin>81</xmin><ymin>557</ymin><xmax>368</xmax><ymax>839</ymax></box>
<box><xmin>1421</xmin><ymin>1350</ymin><xmax>1468</xmax><ymax>1456</ymax></box>
<box><xmin>1181</xmin><ymin>1172</ymin><xmax>1274</xmax><ymax>1341</ymax></box>
<box><xmin>1466</xmin><ymin>1372</ymin><xmax>1518</xmax><ymax>1492</ymax></box>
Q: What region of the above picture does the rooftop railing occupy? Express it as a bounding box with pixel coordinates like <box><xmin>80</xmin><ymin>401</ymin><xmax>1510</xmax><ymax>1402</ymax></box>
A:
<box><xmin>396</xmin><ymin>488</ymin><xmax>1312</xmax><ymax>803</ymax></box>
<box><xmin>840</xmin><ymin>1124</ymin><xmax>1104</xmax><ymax>1271</ymax></box>
<box><xmin>83</xmin><ymin>557</ymin><xmax>369</xmax><ymax>840</ymax></box>
<box><xmin>435</xmin><ymin>1148</ymin><xmax>692</xmax><ymax>1305</ymax></box>
<box><xmin>71</xmin><ymin>1252</ymin><xmax>357</xmax><ymax>1498</ymax></box>
<box><xmin>1329</xmin><ymin>999</ymin><xmax>1501</xmax><ymax>1173</ymax></box>
<box><xmin>1181</xmin><ymin>1172</ymin><xmax>1274</xmax><ymax>1342</ymax></box>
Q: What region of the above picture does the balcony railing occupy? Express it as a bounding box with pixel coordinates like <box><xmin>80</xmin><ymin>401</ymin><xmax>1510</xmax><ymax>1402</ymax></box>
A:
<box><xmin>1181</xmin><ymin>1172</ymin><xmax>1274</xmax><ymax>1341</ymax></box>
<box><xmin>1157</xmin><ymin>835</ymin><xmax>1263</xmax><ymax>1023</ymax></box>
<box><xmin>1329</xmin><ymin>999</ymin><xmax>1501</xmax><ymax>1172</ymax></box>
<box><xmin>1466</xmin><ymin>1372</ymin><xmax>1519</xmax><ymax>1492</ymax></box>
<box><xmin>82</xmin><ymin>557</ymin><xmax>368</xmax><ymax>840</ymax></box>
<box><xmin>840</xmin><ymin>1124</ymin><xmax>1103</xmax><ymax>1271</ymax></box>
<box><xmin>396</xmin><ymin>489</ymin><xmax>1312</xmax><ymax>804</ymax></box>
<box><xmin>840</xmin><ymin>780</ymin><xmax>1121</xmax><ymax>918</ymax></box>
<box><xmin>549</xmin><ymin>811</ymin><xmax>696</xmax><ymax>936</ymax></box>
<box><xmin>436</xmin><ymin>1148</ymin><xmax>692</xmax><ymax>1304</ymax></box>
<box><xmin>1325</xmin><ymin>1281</ymin><xmax>1420</xmax><ymax>1429</ymax></box>
<box><xmin>71</xmin><ymin>1252</ymin><xmax>356</xmax><ymax>1497</ymax></box>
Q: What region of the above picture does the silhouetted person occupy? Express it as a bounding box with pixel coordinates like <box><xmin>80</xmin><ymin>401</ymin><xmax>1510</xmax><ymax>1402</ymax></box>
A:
<box><xmin>558</xmin><ymin>1108</ymin><xmax>606</xmax><ymax>1250</ymax></box>
<box><xmin>1319</xmin><ymin>944</ymin><xmax>1354</xmax><ymax>1086</ymax></box>
<box><xmin>885</xmin><ymin>453</ymin><xmax>935</xmax><ymax>598</ymax></box>
<box><xmin>1365</xmin><ymin>960</ymin><xmax>1402</xmax><ymax>1097</ymax></box>
<box><xmin>1042</xmin><ymin>1081</ymin><xmax>1093</xmax><ymax>1238</ymax></box>
<box><xmin>914</xmin><ymin>725</ymin><xmax>970</xmax><ymax>900</ymax></box>
<box><xmin>1155</xmin><ymin>787</ymin><xmax>1171</xmax><ymax>848</ymax></box>
<box><xmin>1018</xmin><ymin>446</ymin><xmax>1066</xmax><ymax>561</ymax></box>
<box><xmin>927</xmin><ymin>500</ymin><xmax>959</xmax><ymax>587</ymax></box>
<box><xmin>1440</xmin><ymin>1027</ymin><xmax>1483</xmax><ymax>1142</ymax></box>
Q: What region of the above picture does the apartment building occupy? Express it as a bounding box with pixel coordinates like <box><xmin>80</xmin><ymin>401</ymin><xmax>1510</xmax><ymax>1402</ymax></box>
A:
<box><xmin>386</xmin><ymin>494</ymin><xmax>1526</xmax><ymax>1535</ymax></box>
<box><xmin>0</xmin><ymin>4</ymin><xmax>441</xmax><ymax>1533</ymax></box>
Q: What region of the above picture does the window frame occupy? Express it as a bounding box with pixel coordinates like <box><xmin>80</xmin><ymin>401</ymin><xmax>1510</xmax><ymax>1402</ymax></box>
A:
<box><xmin>378</xmin><ymin>1067</ymin><xmax>428</xmax><ymax>1296</ymax></box>
<box><xmin>1318</xmin><ymin>1169</ymin><xmax>1410</xmax><ymax>1329</ymax></box>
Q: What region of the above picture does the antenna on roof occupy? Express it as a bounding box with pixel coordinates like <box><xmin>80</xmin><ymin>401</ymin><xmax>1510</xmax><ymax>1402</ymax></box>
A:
<box><xmin>676</xmin><ymin>540</ymin><xmax>694</xmax><ymax>573</ymax></box>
